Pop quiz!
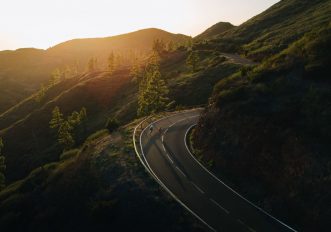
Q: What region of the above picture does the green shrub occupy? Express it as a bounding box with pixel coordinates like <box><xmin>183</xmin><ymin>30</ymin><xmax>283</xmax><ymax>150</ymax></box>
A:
<box><xmin>105</xmin><ymin>117</ymin><xmax>120</xmax><ymax>133</ymax></box>
<box><xmin>60</xmin><ymin>149</ymin><xmax>80</xmax><ymax>161</ymax></box>
<box><xmin>85</xmin><ymin>129</ymin><xmax>109</xmax><ymax>143</ymax></box>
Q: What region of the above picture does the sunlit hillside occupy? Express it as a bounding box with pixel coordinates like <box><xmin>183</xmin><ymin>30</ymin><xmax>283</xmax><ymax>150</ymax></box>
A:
<box><xmin>0</xmin><ymin>28</ymin><xmax>189</xmax><ymax>113</ymax></box>
<box><xmin>0</xmin><ymin>0</ymin><xmax>330</xmax><ymax>231</ymax></box>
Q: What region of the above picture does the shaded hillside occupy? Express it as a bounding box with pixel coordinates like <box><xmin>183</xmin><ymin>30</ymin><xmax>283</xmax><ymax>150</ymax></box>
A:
<box><xmin>194</xmin><ymin>22</ymin><xmax>234</xmax><ymax>41</ymax></box>
<box><xmin>0</xmin><ymin>128</ymin><xmax>204</xmax><ymax>232</ymax></box>
<box><xmin>204</xmin><ymin>0</ymin><xmax>331</xmax><ymax>60</ymax></box>
<box><xmin>194</xmin><ymin>5</ymin><xmax>331</xmax><ymax>232</ymax></box>
<box><xmin>0</xmin><ymin>69</ymin><xmax>137</xmax><ymax>182</ymax></box>
<box><xmin>0</xmin><ymin>28</ymin><xmax>189</xmax><ymax>113</ymax></box>
<box><xmin>0</xmin><ymin>49</ymin><xmax>242</xmax><ymax>182</ymax></box>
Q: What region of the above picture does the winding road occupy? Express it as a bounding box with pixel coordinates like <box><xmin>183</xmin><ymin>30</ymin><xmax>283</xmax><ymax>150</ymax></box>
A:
<box><xmin>135</xmin><ymin>109</ymin><xmax>296</xmax><ymax>232</ymax></box>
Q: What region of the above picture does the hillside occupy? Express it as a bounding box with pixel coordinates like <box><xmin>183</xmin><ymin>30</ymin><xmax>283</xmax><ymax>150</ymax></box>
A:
<box><xmin>202</xmin><ymin>0</ymin><xmax>331</xmax><ymax>60</ymax></box>
<box><xmin>194</xmin><ymin>22</ymin><xmax>234</xmax><ymax>41</ymax></box>
<box><xmin>48</xmin><ymin>28</ymin><xmax>188</xmax><ymax>56</ymax></box>
<box><xmin>0</xmin><ymin>127</ymin><xmax>204</xmax><ymax>232</ymax></box>
<box><xmin>0</xmin><ymin>46</ymin><xmax>244</xmax><ymax>230</ymax></box>
<box><xmin>0</xmin><ymin>28</ymin><xmax>189</xmax><ymax>113</ymax></box>
<box><xmin>0</xmin><ymin>49</ymin><xmax>242</xmax><ymax>182</ymax></box>
<box><xmin>1</xmin><ymin>0</ymin><xmax>330</xmax><ymax>230</ymax></box>
<box><xmin>193</xmin><ymin>0</ymin><xmax>331</xmax><ymax>231</ymax></box>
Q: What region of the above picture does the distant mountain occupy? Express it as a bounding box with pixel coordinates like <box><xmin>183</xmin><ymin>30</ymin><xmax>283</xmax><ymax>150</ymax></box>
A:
<box><xmin>194</xmin><ymin>22</ymin><xmax>234</xmax><ymax>41</ymax></box>
<box><xmin>48</xmin><ymin>28</ymin><xmax>188</xmax><ymax>56</ymax></box>
<box><xmin>0</xmin><ymin>28</ymin><xmax>189</xmax><ymax>113</ymax></box>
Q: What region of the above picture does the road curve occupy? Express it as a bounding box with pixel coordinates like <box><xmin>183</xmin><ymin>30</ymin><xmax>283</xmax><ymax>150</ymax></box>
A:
<box><xmin>137</xmin><ymin>109</ymin><xmax>296</xmax><ymax>232</ymax></box>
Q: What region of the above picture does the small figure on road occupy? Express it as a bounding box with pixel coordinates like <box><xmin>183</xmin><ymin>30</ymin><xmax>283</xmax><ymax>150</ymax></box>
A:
<box><xmin>158</xmin><ymin>127</ymin><xmax>163</xmax><ymax>135</ymax></box>
<box><xmin>149</xmin><ymin>125</ymin><xmax>154</xmax><ymax>135</ymax></box>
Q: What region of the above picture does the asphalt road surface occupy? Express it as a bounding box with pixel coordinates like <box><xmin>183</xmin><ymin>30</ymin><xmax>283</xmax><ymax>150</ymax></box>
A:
<box><xmin>138</xmin><ymin>109</ymin><xmax>296</xmax><ymax>232</ymax></box>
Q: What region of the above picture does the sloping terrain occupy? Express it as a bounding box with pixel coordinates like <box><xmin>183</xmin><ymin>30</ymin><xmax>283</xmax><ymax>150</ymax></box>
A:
<box><xmin>0</xmin><ymin>28</ymin><xmax>189</xmax><ymax>113</ymax></box>
<box><xmin>0</xmin><ymin>49</ymin><xmax>242</xmax><ymax>183</ymax></box>
<box><xmin>202</xmin><ymin>0</ymin><xmax>331</xmax><ymax>60</ymax></box>
<box><xmin>194</xmin><ymin>1</ymin><xmax>331</xmax><ymax>231</ymax></box>
<box><xmin>194</xmin><ymin>22</ymin><xmax>234</xmax><ymax>41</ymax></box>
<box><xmin>0</xmin><ymin>69</ymin><xmax>135</xmax><ymax>181</ymax></box>
<box><xmin>0</xmin><ymin>127</ymin><xmax>204</xmax><ymax>232</ymax></box>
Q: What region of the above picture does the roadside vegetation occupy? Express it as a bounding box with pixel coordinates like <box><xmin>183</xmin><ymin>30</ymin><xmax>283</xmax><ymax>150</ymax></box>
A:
<box><xmin>1</xmin><ymin>0</ymin><xmax>329</xmax><ymax>231</ymax></box>
<box><xmin>193</xmin><ymin>5</ymin><xmax>331</xmax><ymax>231</ymax></box>
<box><xmin>0</xmin><ymin>126</ymin><xmax>204</xmax><ymax>232</ymax></box>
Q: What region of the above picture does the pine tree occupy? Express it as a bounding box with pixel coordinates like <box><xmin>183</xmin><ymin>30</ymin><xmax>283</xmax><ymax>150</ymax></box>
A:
<box><xmin>130</xmin><ymin>59</ymin><xmax>143</xmax><ymax>82</ymax></box>
<box><xmin>138</xmin><ymin>57</ymin><xmax>172</xmax><ymax>116</ymax></box>
<box><xmin>145</xmin><ymin>52</ymin><xmax>160</xmax><ymax>74</ymax></box>
<box><xmin>67</xmin><ymin>111</ymin><xmax>81</xmax><ymax>127</ymax></box>
<box><xmin>50</xmin><ymin>106</ymin><xmax>64</xmax><ymax>129</ymax></box>
<box><xmin>49</xmin><ymin>107</ymin><xmax>87</xmax><ymax>150</ymax></box>
<box><xmin>186</xmin><ymin>51</ymin><xmax>200</xmax><ymax>72</ymax></box>
<box><xmin>0</xmin><ymin>138</ymin><xmax>6</xmax><ymax>191</ymax></box>
<box><xmin>58</xmin><ymin>121</ymin><xmax>74</xmax><ymax>150</ymax></box>
<box><xmin>79</xmin><ymin>107</ymin><xmax>87</xmax><ymax>121</ymax></box>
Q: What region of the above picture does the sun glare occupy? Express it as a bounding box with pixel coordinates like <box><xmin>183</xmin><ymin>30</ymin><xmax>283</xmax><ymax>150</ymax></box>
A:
<box><xmin>0</xmin><ymin>0</ymin><xmax>278</xmax><ymax>50</ymax></box>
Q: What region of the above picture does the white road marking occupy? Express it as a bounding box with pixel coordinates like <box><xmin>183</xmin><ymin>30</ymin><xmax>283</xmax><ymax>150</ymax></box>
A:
<box><xmin>184</xmin><ymin>125</ymin><xmax>297</xmax><ymax>232</ymax></box>
<box><xmin>209</xmin><ymin>198</ymin><xmax>229</xmax><ymax>214</ymax></box>
<box><xmin>135</xmin><ymin>109</ymin><xmax>217</xmax><ymax>232</ymax></box>
<box><xmin>237</xmin><ymin>219</ymin><xmax>257</xmax><ymax>232</ymax></box>
<box><xmin>191</xmin><ymin>182</ymin><xmax>205</xmax><ymax>194</ymax></box>
<box><xmin>166</xmin><ymin>153</ymin><xmax>174</xmax><ymax>164</ymax></box>
<box><xmin>176</xmin><ymin>167</ymin><xmax>187</xmax><ymax>178</ymax></box>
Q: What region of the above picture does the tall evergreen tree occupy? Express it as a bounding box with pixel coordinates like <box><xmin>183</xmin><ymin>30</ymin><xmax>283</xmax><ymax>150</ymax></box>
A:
<box><xmin>130</xmin><ymin>59</ymin><xmax>143</xmax><ymax>82</ymax></box>
<box><xmin>50</xmin><ymin>106</ymin><xmax>64</xmax><ymax>129</ymax></box>
<box><xmin>138</xmin><ymin>55</ymin><xmax>172</xmax><ymax>116</ymax></box>
<box><xmin>49</xmin><ymin>107</ymin><xmax>87</xmax><ymax>150</ymax></box>
<box><xmin>58</xmin><ymin>121</ymin><xmax>74</xmax><ymax>150</ymax></box>
<box><xmin>186</xmin><ymin>51</ymin><xmax>200</xmax><ymax>72</ymax></box>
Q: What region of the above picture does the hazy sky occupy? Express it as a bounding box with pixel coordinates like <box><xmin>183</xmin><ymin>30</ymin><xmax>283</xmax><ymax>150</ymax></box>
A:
<box><xmin>0</xmin><ymin>0</ymin><xmax>279</xmax><ymax>51</ymax></box>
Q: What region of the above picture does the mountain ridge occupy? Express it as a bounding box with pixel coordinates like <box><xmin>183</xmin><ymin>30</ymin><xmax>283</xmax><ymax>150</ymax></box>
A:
<box><xmin>0</xmin><ymin>28</ymin><xmax>190</xmax><ymax>113</ymax></box>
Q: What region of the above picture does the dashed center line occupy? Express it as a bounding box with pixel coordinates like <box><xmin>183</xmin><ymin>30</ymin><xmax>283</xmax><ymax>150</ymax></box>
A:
<box><xmin>237</xmin><ymin>219</ymin><xmax>257</xmax><ymax>232</ymax></box>
<box><xmin>166</xmin><ymin>153</ymin><xmax>174</xmax><ymax>164</ymax></box>
<box><xmin>191</xmin><ymin>182</ymin><xmax>205</xmax><ymax>194</ymax></box>
<box><xmin>176</xmin><ymin>167</ymin><xmax>187</xmax><ymax>178</ymax></box>
<box><xmin>210</xmin><ymin>198</ymin><xmax>229</xmax><ymax>214</ymax></box>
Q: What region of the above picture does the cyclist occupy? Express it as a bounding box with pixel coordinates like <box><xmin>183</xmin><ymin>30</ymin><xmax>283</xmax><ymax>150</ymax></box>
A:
<box><xmin>149</xmin><ymin>125</ymin><xmax>154</xmax><ymax>135</ymax></box>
